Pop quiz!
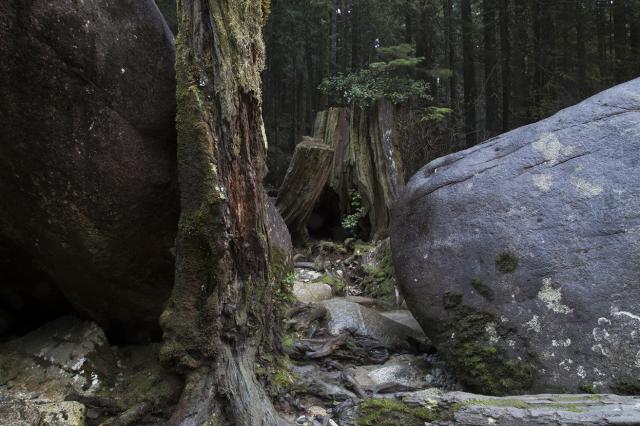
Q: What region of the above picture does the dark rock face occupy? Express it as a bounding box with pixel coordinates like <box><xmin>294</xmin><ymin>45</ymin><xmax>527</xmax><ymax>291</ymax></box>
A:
<box><xmin>0</xmin><ymin>0</ymin><xmax>178</xmax><ymax>339</ymax></box>
<box><xmin>391</xmin><ymin>79</ymin><xmax>640</xmax><ymax>394</ymax></box>
<box><xmin>154</xmin><ymin>0</ymin><xmax>178</xmax><ymax>34</ymax></box>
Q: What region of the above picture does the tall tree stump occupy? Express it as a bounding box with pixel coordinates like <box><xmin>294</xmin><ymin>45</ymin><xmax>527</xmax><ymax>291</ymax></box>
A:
<box><xmin>276</xmin><ymin>137</ymin><xmax>334</xmax><ymax>245</ymax></box>
<box><xmin>311</xmin><ymin>100</ymin><xmax>405</xmax><ymax>240</ymax></box>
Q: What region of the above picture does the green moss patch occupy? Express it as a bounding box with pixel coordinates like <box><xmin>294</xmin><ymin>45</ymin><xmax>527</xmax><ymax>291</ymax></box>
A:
<box><xmin>255</xmin><ymin>354</ymin><xmax>297</xmax><ymax>398</ymax></box>
<box><xmin>438</xmin><ymin>306</ymin><xmax>536</xmax><ymax>395</ymax></box>
<box><xmin>357</xmin><ymin>398</ymin><xmax>450</xmax><ymax>425</ymax></box>
<box><xmin>496</xmin><ymin>251</ymin><xmax>518</xmax><ymax>274</ymax></box>
<box><xmin>443</xmin><ymin>292</ymin><xmax>463</xmax><ymax>309</ymax></box>
<box><xmin>471</xmin><ymin>278</ymin><xmax>494</xmax><ymax>300</ymax></box>
<box><xmin>360</xmin><ymin>246</ymin><xmax>396</xmax><ymax>302</ymax></box>
<box><xmin>315</xmin><ymin>273</ymin><xmax>346</xmax><ymax>295</ymax></box>
<box><xmin>611</xmin><ymin>378</ymin><xmax>640</xmax><ymax>395</ymax></box>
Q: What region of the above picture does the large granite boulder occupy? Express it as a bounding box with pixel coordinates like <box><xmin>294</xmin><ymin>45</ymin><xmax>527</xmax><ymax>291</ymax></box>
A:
<box><xmin>0</xmin><ymin>0</ymin><xmax>178</xmax><ymax>338</ymax></box>
<box><xmin>391</xmin><ymin>79</ymin><xmax>640</xmax><ymax>395</ymax></box>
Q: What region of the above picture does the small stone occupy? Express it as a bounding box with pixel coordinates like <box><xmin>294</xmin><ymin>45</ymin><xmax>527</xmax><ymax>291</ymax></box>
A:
<box><xmin>293</xmin><ymin>282</ymin><xmax>332</xmax><ymax>304</ymax></box>
<box><xmin>308</xmin><ymin>405</ymin><xmax>327</xmax><ymax>418</ymax></box>
<box><xmin>295</xmin><ymin>415</ymin><xmax>312</xmax><ymax>425</ymax></box>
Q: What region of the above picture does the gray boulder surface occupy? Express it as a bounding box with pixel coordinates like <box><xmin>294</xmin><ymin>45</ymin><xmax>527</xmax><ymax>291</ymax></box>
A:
<box><xmin>391</xmin><ymin>79</ymin><xmax>640</xmax><ymax>394</ymax></box>
<box><xmin>0</xmin><ymin>0</ymin><xmax>178</xmax><ymax>338</ymax></box>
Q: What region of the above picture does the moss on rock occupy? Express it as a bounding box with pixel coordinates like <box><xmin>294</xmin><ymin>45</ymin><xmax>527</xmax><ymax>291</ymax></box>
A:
<box><xmin>611</xmin><ymin>378</ymin><xmax>640</xmax><ymax>395</ymax></box>
<box><xmin>315</xmin><ymin>273</ymin><xmax>346</xmax><ymax>295</ymax></box>
<box><xmin>360</xmin><ymin>242</ymin><xmax>397</xmax><ymax>302</ymax></box>
<box><xmin>438</xmin><ymin>306</ymin><xmax>536</xmax><ymax>395</ymax></box>
<box><xmin>357</xmin><ymin>398</ymin><xmax>450</xmax><ymax>425</ymax></box>
<box><xmin>471</xmin><ymin>278</ymin><xmax>494</xmax><ymax>300</ymax></box>
<box><xmin>496</xmin><ymin>251</ymin><xmax>518</xmax><ymax>274</ymax></box>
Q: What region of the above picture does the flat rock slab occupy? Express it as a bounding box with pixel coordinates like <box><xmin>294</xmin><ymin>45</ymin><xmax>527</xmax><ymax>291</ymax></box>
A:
<box><xmin>294</xmin><ymin>282</ymin><xmax>333</xmax><ymax>304</ymax></box>
<box><xmin>401</xmin><ymin>390</ymin><xmax>640</xmax><ymax>425</ymax></box>
<box><xmin>322</xmin><ymin>299</ymin><xmax>422</xmax><ymax>347</ymax></box>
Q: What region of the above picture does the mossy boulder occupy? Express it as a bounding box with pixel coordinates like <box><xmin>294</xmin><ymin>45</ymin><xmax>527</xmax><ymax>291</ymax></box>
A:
<box><xmin>0</xmin><ymin>0</ymin><xmax>178</xmax><ymax>339</ymax></box>
<box><xmin>391</xmin><ymin>79</ymin><xmax>640</xmax><ymax>394</ymax></box>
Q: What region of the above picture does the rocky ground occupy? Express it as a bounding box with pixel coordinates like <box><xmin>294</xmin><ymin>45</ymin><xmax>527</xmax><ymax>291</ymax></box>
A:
<box><xmin>1</xmin><ymin>239</ymin><xmax>640</xmax><ymax>425</ymax></box>
<box><xmin>270</xmin><ymin>240</ymin><xmax>640</xmax><ymax>426</ymax></box>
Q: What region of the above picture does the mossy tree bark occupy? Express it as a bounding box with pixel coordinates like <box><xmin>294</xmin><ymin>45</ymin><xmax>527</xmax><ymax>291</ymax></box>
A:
<box><xmin>159</xmin><ymin>1</ymin><xmax>282</xmax><ymax>424</ymax></box>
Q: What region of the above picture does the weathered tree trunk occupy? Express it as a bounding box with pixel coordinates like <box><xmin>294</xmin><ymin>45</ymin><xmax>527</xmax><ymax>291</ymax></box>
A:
<box><xmin>499</xmin><ymin>0</ymin><xmax>511</xmax><ymax>131</ymax></box>
<box><xmin>415</xmin><ymin>0</ymin><xmax>438</xmax><ymax>100</ymax></box>
<box><xmin>511</xmin><ymin>0</ymin><xmax>529</xmax><ymax>127</ymax></box>
<box><xmin>630</xmin><ymin>2</ymin><xmax>640</xmax><ymax>78</ymax></box>
<box><xmin>575</xmin><ymin>0</ymin><xmax>587</xmax><ymax>97</ymax></box>
<box><xmin>483</xmin><ymin>0</ymin><xmax>500</xmax><ymax>138</ymax></box>
<box><xmin>276</xmin><ymin>138</ymin><xmax>334</xmax><ymax>245</ymax></box>
<box><xmin>445</xmin><ymin>0</ymin><xmax>457</xmax><ymax>111</ymax></box>
<box><xmin>612</xmin><ymin>0</ymin><xmax>629</xmax><ymax>83</ymax></box>
<box><xmin>160</xmin><ymin>1</ymin><xmax>284</xmax><ymax>424</ymax></box>
<box><xmin>462</xmin><ymin>0</ymin><xmax>477</xmax><ymax>147</ymax></box>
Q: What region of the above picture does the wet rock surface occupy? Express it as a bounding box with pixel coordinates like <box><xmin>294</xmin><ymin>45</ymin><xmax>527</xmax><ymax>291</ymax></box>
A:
<box><xmin>392</xmin><ymin>79</ymin><xmax>640</xmax><ymax>394</ymax></box>
<box><xmin>0</xmin><ymin>0</ymin><xmax>179</xmax><ymax>339</ymax></box>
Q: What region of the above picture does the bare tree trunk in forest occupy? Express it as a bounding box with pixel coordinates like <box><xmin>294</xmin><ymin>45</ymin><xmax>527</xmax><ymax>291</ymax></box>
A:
<box><xmin>532</xmin><ymin>0</ymin><xmax>543</xmax><ymax>120</ymax></box>
<box><xmin>331</xmin><ymin>0</ymin><xmax>338</xmax><ymax>74</ymax></box>
<box><xmin>512</xmin><ymin>0</ymin><xmax>529</xmax><ymax>126</ymax></box>
<box><xmin>351</xmin><ymin>0</ymin><xmax>360</xmax><ymax>69</ymax></box>
<box><xmin>575</xmin><ymin>0</ymin><xmax>587</xmax><ymax>96</ymax></box>
<box><xmin>499</xmin><ymin>0</ymin><xmax>510</xmax><ymax>131</ymax></box>
<box><xmin>462</xmin><ymin>0</ymin><xmax>477</xmax><ymax>147</ymax></box>
<box><xmin>483</xmin><ymin>0</ymin><xmax>499</xmax><ymax>137</ymax></box>
<box><xmin>160</xmin><ymin>1</ymin><xmax>283</xmax><ymax>424</ymax></box>
<box><xmin>612</xmin><ymin>0</ymin><xmax>629</xmax><ymax>83</ymax></box>
<box><xmin>631</xmin><ymin>2</ymin><xmax>640</xmax><ymax>77</ymax></box>
<box><xmin>405</xmin><ymin>0</ymin><xmax>414</xmax><ymax>44</ymax></box>
<box><xmin>445</xmin><ymin>0</ymin><xmax>457</xmax><ymax>111</ymax></box>
<box><xmin>416</xmin><ymin>0</ymin><xmax>437</xmax><ymax>100</ymax></box>
<box><xmin>320</xmin><ymin>0</ymin><xmax>332</xmax><ymax>108</ymax></box>
<box><xmin>596</xmin><ymin>4</ymin><xmax>608</xmax><ymax>81</ymax></box>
